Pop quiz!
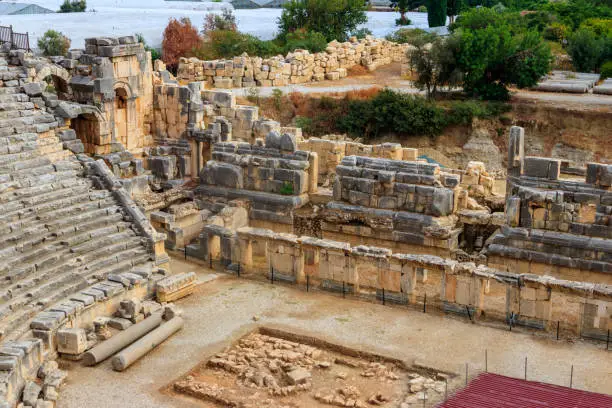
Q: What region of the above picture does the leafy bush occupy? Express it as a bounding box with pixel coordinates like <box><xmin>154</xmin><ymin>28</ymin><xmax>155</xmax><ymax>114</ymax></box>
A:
<box><xmin>396</xmin><ymin>18</ymin><xmax>413</xmax><ymax>26</ymax></box>
<box><xmin>543</xmin><ymin>22</ymin><xmax>570</xmax><ymax>43</ymax></box>
<box><xmin>454</xmin><ymin>8</ymin><xmax>552</xmax><ymax>100</ymax></box>
<box><xmin>418</xmin><ymin>5</ymin><xmax>427</xmax><ymax>12</ymax></box>
<box><xmin>203</xmin><ymin>9</ymin><xmax>237</xmax><ymax>34</ymax></box>
<box><xmin>391</xmin><ymin>0</ymin><xmax>413</xmax><ymax>26</ymax></box>
<box><xmin>37</xmin><ymin>30</ymin><xmax>71</xmax><ymax>56</ymax></box>
<box><xmin>194</xmin><ymin>30</ymin><xmax>282</xmax><ymax>60</ymax></box>
<box><xmin>161</xmin><ymin>18</ymin><xmax>202</xmax><ymax>71</ymax></box>
<box><xmin>59</xmin><ymin>0</ymin><xmax>86</xmax><ymax>12</ymax></box>
<box><xmin>409</xmin><ymin>34</ymin><xmax>462</xmax><ymax>98</ymax></box>
<box><xmin>278</xmin><ymin>0</ymin><xmax>368</xmax><ymax>42</ymax></box>
<box><xmin>283</xmin><ymin>29</ymin><xmax>328</xmax><ymax>53</ymax></box>
<box><xmin>579</xmin><ymin>18</ymin><xmax>612</xmax><ymax>36</ymax></box>
<box><xmin>601</xmin><ymin>61</ymin><xmax>612</xmax><ymax>79</ymax></box>
<box><xmin>339</xmin><ymin>89</ymin><xmax>448</xmax><ymax>138</ymax></box>
<box><xmin>386</xmin><ymin>28</ymin><xmax>437</xmax><ymax>44</ymax></box>
<box><xmin>541</xmin><ymin>0</ymin><xmax>611</xmax><ymax>30</ymax></box>
<box><xmin>567</xmin><ymin>27</ymin><xmax>611</xmax><ymax>72</ymax></box>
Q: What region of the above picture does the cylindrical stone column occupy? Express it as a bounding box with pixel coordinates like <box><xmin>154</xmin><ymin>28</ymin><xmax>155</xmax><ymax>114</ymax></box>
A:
<box><xmin>82</xmin><ymin>313</ymin><xmax>163</xmax><ymax>366</ymax></box>
<box><xmin>111</xmin><ymin>317</ymin><xmax>184</xmax><ymax>372</ymax></box>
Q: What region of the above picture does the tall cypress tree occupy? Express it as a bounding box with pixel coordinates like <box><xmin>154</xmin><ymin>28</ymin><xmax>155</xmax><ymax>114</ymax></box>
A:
<box><xmin>427</xmin><ymin>0</ymin><xmax>448</xmax><ymax>27</ymax></box>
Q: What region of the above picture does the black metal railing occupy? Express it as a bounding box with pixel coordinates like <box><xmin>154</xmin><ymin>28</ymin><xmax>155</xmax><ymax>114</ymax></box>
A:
<box><xmin>0</xmin><ymin>25</ymin><xmax>31</xmax><ymax>51</ymax></box>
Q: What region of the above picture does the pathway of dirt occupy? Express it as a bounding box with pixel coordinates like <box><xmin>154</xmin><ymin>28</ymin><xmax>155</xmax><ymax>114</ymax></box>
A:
<box><xmin>231</xmin><ymin>63</ymin><xmax>612</xmax><ymax>110</ymax></box>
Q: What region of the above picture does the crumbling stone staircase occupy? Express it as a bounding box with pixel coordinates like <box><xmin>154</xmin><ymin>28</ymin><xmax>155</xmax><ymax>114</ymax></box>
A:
<box><xmin>0</xmin><ymin>50</ymin><xmax>164</xmax><ymax>406</ymax></box>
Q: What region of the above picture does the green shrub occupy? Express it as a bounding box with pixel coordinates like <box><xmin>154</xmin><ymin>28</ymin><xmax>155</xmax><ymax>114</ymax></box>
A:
<box><xmin>278</xmin><ymin>0</ymin><xmax>368</xmax><ymax>42</ymax></box>
<box><xmin>386</xmin><ymin>28</ymin><xmax>437</xmax><ymax>44</ymax></box>
<box><xmin>339</xmin><ymin>89</ymin><xmax>447</xmax><ymax>138</ymax></box>
<box><xmin>194</xmin><ymin>30</ymin><xmax>282</xmax><ymax>60</ymax></box>
<box><xmin>418</xmin><ymin>5</ymin><xmax>427</xmax><ymax>12</ymax></box>
<box><xmin>579</xmin><ymin>18</ymin><xmax>612</xmax><ymax>36</ymax></box>
<box><xmin>202</xmin><ymin>9</ymin><xmax>237</xmax><ymax>34</ymax></box>
<box><xmin>37</xmin><ymin>30</ymin><xmax>71</xmax><ymax>56</ymax></box>
<box><xmin>283</xmin><ymin>29</ymin><xmax>328</xmax><ymax>53</ymax></box>
<box><xmin>601</xmin><ymin>61</ymin><xmax>612</xmax><ymax>79</ymax></box>
<box><xmin>543</xmin><ymin>22</ymin><xmax>570</xmax><ymax>43</ymax></box>
<box><xmin>59</xmin><ymin>0</ymin><xmax>86</xmax><ymax>12</ymax></box>
<box><xmin>567</xmin><ymin>27</ymin><xmax>610</xmax><ymax>72</ymax></box>
<box><xmin>396</xmin><ymin>18</ymin><xmax>413</xmax><ymax>26</ymax></box>
<box><xmin>280</xmin><ymin>181</ymin><xmax>294</xmax><ymax>195</ymax></box>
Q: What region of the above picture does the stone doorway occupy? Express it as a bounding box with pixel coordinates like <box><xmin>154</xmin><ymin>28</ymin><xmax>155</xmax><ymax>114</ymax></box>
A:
<box><xmin>71</xmin><ymin>112</ymin><xmax>101</xmax><ymax>154</ymax></box>
<box><xmin>114</xmin><ymin>87</ymin><xmax>129</xmax><ymax>147</ymax></box>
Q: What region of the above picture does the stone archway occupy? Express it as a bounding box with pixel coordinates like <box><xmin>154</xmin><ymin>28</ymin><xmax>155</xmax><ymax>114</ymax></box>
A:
<box><xmin>112</xmin><ymin>81</ymin><xmax>138</xmax><ymax>150</ymax></box>
<box><xmin>69</xmin><ymin>106</ymin><xmax>110</xmax><ymax>155</ymax></box>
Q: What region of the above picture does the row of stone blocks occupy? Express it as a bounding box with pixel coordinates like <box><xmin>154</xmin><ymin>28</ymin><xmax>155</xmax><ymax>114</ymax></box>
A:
<box><xmin>333</xmin><ymin>156</ymin><xmax>456</xmax><ymax>217</ymax></box>
<box><xmin>177</xmin><ymin>36</ymin><xmax>408</xmax><ymax>87</ymax></box>
<box><xmin>227</xmin><ymin>227</ymin><xmax>611</xmax><ymax>328</ymax></box>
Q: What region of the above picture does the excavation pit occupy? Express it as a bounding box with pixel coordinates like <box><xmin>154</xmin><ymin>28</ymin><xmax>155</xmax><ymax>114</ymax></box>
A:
<box><xmin>171</xmin><ymin>327</ymin><xmax>450</xmax><ymax>408</ymax></box>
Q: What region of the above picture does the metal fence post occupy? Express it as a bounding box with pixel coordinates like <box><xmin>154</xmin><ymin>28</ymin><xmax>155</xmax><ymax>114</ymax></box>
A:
<box><xmin>607</xmin><ymin>329</ymin><xmax>610</xmax><ymax>351</ymax></box>
<box><xmin>382</xmin><ymin>288</ymin><xmax>385</xmax><ymax>305</ymax></box>
<box><xmin>423</xmin><ymin>293</ymin><xmax>427</xmax><ymax>313</ymax></box>
<box><xmin>465</xmin><ymin>363</ymin><xmax>468</xmax><ymax>386</ymax></box>
<box><xmin>524</xmin><ymin>357</ymin><xmax>527</xmax><ymax>381</ymax></box>
<box><xmin>342</xmin><ymin>281</ymin><xmax>345</xmax><ymax>298</ymax></box>
<box><xmin>306</xmin><ymin>275</ymin><xmax>309</xmax><ymax>292</ymax></box>
<box><xmin>570</xmin><ymin>365</ymin><xmax>574</xmax><ymax>388</ymax></box>
<box><xmin>557</xmin><ymin>321</ymin><xmax>560</xmax><ymax>340</ymax></box>
<box><xmin>485</xmin><ymin>349</ymin><xmax>488</xmax><ymax>373</ymax></box>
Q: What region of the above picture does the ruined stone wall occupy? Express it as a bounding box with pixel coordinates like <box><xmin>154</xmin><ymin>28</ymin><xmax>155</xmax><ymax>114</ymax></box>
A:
<box><xmin>177</xmin><ymin>37</ymin><xmax>408</xmax><ymax>88</ymax></box>
<box><xmin>487</xmin><ymin>126</ymin><xmax>612</xmax><ymax>283</ymax></box>
<box><xmin>298</xmin><ymin>138</ymin><xmax>419</xmax><ymax>181</ymax></box>
<box><xmin>223</xmin><ymin>227</ymin><xmax>612</xmax><ymax>337</ymax></box>
<box><xmin>195</xmin><ymin>134</ymin><xmax>317</xmax><ymax>227</ymax></box>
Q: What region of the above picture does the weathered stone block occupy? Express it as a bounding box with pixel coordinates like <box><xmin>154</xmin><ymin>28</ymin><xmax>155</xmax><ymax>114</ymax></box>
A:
<box><xmin>57</xmin><ymin>328</ymin><xmax>88</xmax><ymax>355</ymax></box>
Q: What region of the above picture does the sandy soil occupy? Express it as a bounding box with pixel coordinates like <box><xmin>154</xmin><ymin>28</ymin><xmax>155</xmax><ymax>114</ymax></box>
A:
<box><xmin>56</xmin><ymin>256</ymin><xmax>612</xmax><ymax>408</ymax></box>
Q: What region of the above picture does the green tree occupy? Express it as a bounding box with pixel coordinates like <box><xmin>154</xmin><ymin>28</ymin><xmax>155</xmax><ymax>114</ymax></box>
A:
<box><xmin>59</xmin><ymin>0</ymin><xmax>86</xmax><ymax>12</ymax></box>
<box><xmin>391</xmin><ymin>0</ymin><xmax>412</xmax><ymax>25</ymax></box>
<box><xmin>409</xmin><ymin>34</ymin><xmax>463</xmax><ymax>97</ymax></box>
<box><xmin>428</xmin><ymin>0</ymin><xmax>448</xmax><ymax>27</ymax></box>
<box><xmin>278</xmin><ymin>0</ymin><xmax>368</xmax><ymax>42</ymax></box>
<box><xmin>567</xmin><ymin>27</ymin><xmax>611</xmax><ymax>72</ymax></box>
<box><xmin>446</xmin><ymin>0</ymin><xmax>463</xmax><ymax>24</ymax></box>
<box><xmin>454</xmin><ymin>8</ymin><xmax>552</xmax><ymax>99</ymax></box>
<box><xmin>37</xmin><ymin>30</ymin><xmax>71</xmax><ymax>56</ymax></box>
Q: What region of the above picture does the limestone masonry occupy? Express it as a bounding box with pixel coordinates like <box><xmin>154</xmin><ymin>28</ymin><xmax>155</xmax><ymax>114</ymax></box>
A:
<box><xmin>177</xmin><ymin>36</ymin><xmax>409</xmax><ymax>88</ymax></box>
<box><xmin>0</xmin><ymin>35</ymin><xmax>610</xmax><ymax>408</ymax></box>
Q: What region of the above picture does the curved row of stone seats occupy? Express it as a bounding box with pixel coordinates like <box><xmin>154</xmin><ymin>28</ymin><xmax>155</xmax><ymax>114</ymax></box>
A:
<box><xmin>0</xmin><ymin>264</ymin><xmax>159</xmax><ymax>407</ymax></box>
<box><xmin>0</xmin><ymin>59</ymin><xmax>154</xmax><ymax>344</ymax></box>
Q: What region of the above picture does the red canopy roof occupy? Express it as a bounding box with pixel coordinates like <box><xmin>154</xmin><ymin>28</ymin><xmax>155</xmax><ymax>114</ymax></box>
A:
<box><xmin>439</xmin><ymin>373</ymin><xmax>612</xmax><ymax>408</ymax></box>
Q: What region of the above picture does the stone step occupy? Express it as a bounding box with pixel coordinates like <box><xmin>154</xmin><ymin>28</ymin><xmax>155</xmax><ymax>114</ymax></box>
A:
<box><xmin>51</xmin><ymin>211</ymin><xmax>125</xmax><ymax>240</ymax></box>
<box><xmin>1</xmin><ymin>228</ymin><xmax>140</xmax><ymax>299</ymax></box>
<box><xmin>0</xmin><ymin>93</ymin><xmax>29</xmax><ymax>103</ymax></box>
<box><xmin>0</xmin><ymin>101</ymin><xmax>35</xmax><ymax>112</ymax></box>
<box><xmin>0</xmin><ymin>156</ymin><xmax>51</xmax><ymax>175</ymax></box>
<box><xmin>0</xmin><ymin>87</ymin><xmax>20</xmax><ymax>95</ymax></box>
<box><xmin>0</xmin><ymin>178</ymin><xmax>92</xmax><ymax>221</ymax></box>
<box><xmin>46</xmin><ymin>205</ymin><xmax>122</xmax><ymax>231</ymax></box>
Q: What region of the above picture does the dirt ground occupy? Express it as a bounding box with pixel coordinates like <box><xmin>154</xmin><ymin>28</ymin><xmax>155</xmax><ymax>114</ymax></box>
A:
<box><xmin>56</xmin><ymin>256</ymin><xmax>612</xmax><ymax>408</ymax></box>
<box><xmin>233</xmin><ymin>63</ymin><xmax>612</xmax><ymax>109</ymax></box>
